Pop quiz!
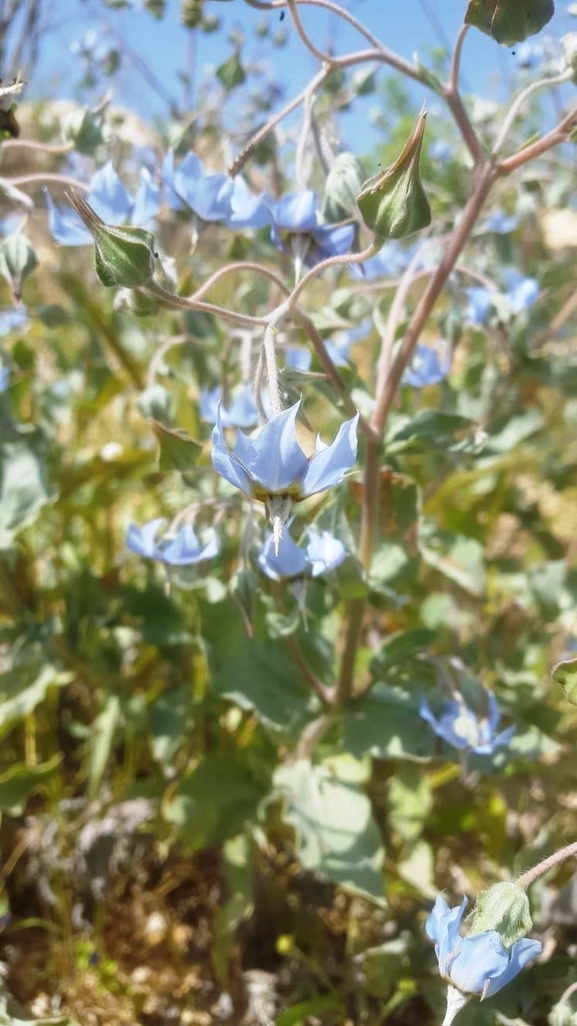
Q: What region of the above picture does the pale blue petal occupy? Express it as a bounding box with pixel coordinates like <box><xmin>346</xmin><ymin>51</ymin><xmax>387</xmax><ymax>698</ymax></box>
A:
<box><xmin>487</xmin><ymin>691</ymin><xmax>501</xmax><ymax>733</ymax></box>
<box><xmin>212</xmin><ymin>412</ymin><xmax>254</xmax><ymax>494</ymax></box>
<box><xmin>0</xmin><ymin>307</ymin><xmax>27</xmax><ymax>336</ymax></box>
<box><xmin>486</xmin><ymin>210</ymin><xmax>519</xmax><ymax>234</ymax></box>
<box><xmin>160</xmin><ymin>524</ymin><xmax>219</xmax><ymax>565</ymax></box>
<box><xmin>175</xmin><ymin>158</ymin><xmax>234</xmax><ymax>220</ymax></box>
<box><xmin>305</xmin><ymin>530</ymin><xmax>346</xmax><ymax>576</ymax></box>
<box><xmin>162</xmin><ymin>150</ymin><xmax>185</xmax><ymax>210</ymax></box>
<box><xmin>302</xmin><ymin>413</ymin><xmax>358</xmax><ymax>496</ymax></box>
<box><xmin>88</xmin><ymin>162</ymin><xmax>133</xmax><ymax>224</ymax></box>
<box><xmin>258</xmin><ymin>531</ymin><xmax>308</xmax><ymax>580</ymax></box>
<box><xmin>425</xmin><ymin>895</ymin><xmax>468</xmax><ymax>966</ymax></box>
<box><xmin>229</xmin><ymin>177</ymin><xmax>272</xmax><ymax>228</ymax></box>
<box><xmin>126</xmin><ymin>518</ymin><xmax>165</xmax><ymax>559</ymax></box>
<box><xmin>45</xmin><ymin>190</ymin><xmax>92</xmax><ymax>246</ymax></box>
<box><xmin>404</xmin><ymin>343</ymin><xmax>451</xmax><ymax>387</ymax></box>
<box><xmin>271</xmin><ymin>190</ymin><xmax>318</xmax><ymax>231</ymax></box>
<box><xmin>0</xmin><ymin>366</ymin><xmax>9</xmax><ymax>392</ymax></box>
<box><xmin>465</xmin><ymin>287</ymin><xmax>493</xmax><ymax>326</ymax></box>
<box><xmin>131</xmin><ymin>167</ymin><xmax>161</xmax><ymax>225</ymax></box>
<box><xmin>482</xmin><ymin>938</ymin><xmax>542</xmax><ymax>998</ymax></box>
<box><xmin>247</xmin><ymin>401</ymin><xmax>309</xmax><ymax>493</ymax></box>
<box><xmin>446</xmin><ymin>933</ymin><xmax>510</xmax><ymax>996</ymax></box>
<box><xmin>285</xmin><ymin>347</ymin><xmax>312</xmax><ymax>371</ymax></box>
<box><xmin>311</xmin><ymin>222</ymin><xmax>355</xmax><ymax>259</ymax></box>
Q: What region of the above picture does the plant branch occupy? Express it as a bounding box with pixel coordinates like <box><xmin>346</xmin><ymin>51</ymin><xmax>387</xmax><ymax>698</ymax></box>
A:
<box><xmin>497</xmin><ymin>104</ymin><xmax>577</xmax><ymax>175</ymax></box>
<box><xmin>492</xmin><ymin>69</ymin><xmax>574</xmax><ymax>158</ymax></box>
<box><xmin>516</xmin><ymin>841</ymin><xmax>577</xmax><ymax>890</ymax></box>
<box><xmin>145</xmin><ymin>280</ymin><xmax>268</xmax><ymax>328</ymax></box>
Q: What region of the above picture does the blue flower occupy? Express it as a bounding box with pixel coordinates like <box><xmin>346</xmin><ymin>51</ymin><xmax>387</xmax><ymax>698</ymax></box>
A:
<box><xmin>351</xmin><ymin>240</ymin><xmax>415</xmax><ymax>281</ymax></box>
<box><xmin>212</xmin><ymin>400</ymin><xmax>358</xmax><ymax>502</ymax></box>
<box><xmin>258</xmin><ymin>527</ymin><xmax>346</xmax><ymax>581</ymax></box>
<box><xmin>200</xmin><ymin>384</ymin><xmax>260</xmax><ymax>429</ymax></box>
<box><xmin>426</xmin><ymin>895</ymin><xmax>542</xmax><ymax>1000</ymax></box>
<box><xmin>419</xmin><ymin>692</ymin><xmax>515</xmax><ymax>756</ymax></box>
<box><xmin>46</xmin><ymin>162</ymin><xmax>160</xmax><ymax>246</ymax></box>
<box><xmin>269</xmin><ymin>190</ymin><xmax>355</xmax><ymax>271</ymax></box>
<box><xmin>163</xmin><ymin>151</ymin><xmax>270</xmax><ymax>227</ymax></box>
<box><xmin>502</xmin><ymin>270</ymin><xmax>540</xmax><ymax>314</ymax></box>
<box><xmin>404</xmin><ymin>341</ymin><xmax>451</xmax><ymax>387</ymax></box>
<box><xmin>0</xmin><ymin>307</ymin><xmax>27</xmax><ymax>337</ymax></box>
<box><xmin>465</xmin><ymin>286</ymin><xmax>494</xmax><ymax>327</ymax></box>
<box><xmin>485</xmin><ymin>210</ymin><xmax>519</xmax><ymax>234</ymax></box>
<box><xmin>0</xmin><ymin>365</ymin><xmax>9</xmax><ymax>393</ymax></box>
<box><xmin>127</xmin><ymin>518</ymin><xmax>219</xmax><ymax>566</ymax></box>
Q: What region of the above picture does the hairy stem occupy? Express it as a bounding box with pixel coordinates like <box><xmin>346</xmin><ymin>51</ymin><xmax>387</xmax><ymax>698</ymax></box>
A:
<box><xmin>516</xmin><ymin>841</ymin><xmax>577</xmax><ymax>890</ymax></box>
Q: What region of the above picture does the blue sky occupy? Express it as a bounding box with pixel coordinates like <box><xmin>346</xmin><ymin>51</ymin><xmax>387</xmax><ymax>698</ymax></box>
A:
<box><xmin>27</xmin><ymin>0</ymin><xmax>575</xmax><ymax>154</ymax></box>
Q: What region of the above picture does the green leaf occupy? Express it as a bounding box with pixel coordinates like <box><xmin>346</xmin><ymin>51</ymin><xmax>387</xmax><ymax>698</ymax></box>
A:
<box><xmin>0</xmin><ymin>666</ymin><xmax>73</xmax><ymax>735</ymax></box>
<box><xmin>203</xmin><ymin>599</ymin><xmax>315</xmax><ymax>731</ymax></box>
<box><xmin>370</xmin><ymin>628</ymin><xmax>436</xmax><ymax>676</ymax></box>
<box><xmin>276</xmin><ymin>995</ymin><xmax>342</xmax><ymax>1026</ymax></box>
<box><xmin>343</xmin><ymin>683</ymin><xmax>435</xmax><ymax>761</ymax></box>
<box><xmin>216</xmin><ymin>50</ymin><xmax>246</xmax><ymax>90</ymax></box>
<box><xmin>274</xmin><ymin>759</ymin><xmax>385</xmax><ymax>898</ymax></box>
<box><xmin>551</xmin><ymin>656</ymin><xmax>577</xmax><ymax>705</ymax></box>
<box><xmin>0</xmin><ymin>757</ymin><xmax>61</xmax><ymax>815</ymax></box>
<box><xmin>149</xmin><ymin>686</ymin><xmax>192</xmax><ymax>764</ymax></box>
<box><xmin>163</xmin><ymin>755</ymin><xmax>268</xmax><ymax>851</ymax></box>
<box><xmin>388</xmin><ymin>765</ymin><xmax>432</xmax><ymax>843</ymax></box>
<box><xmin>0</xmin><ymin>435</ymin><xmax>52</xmax><ymax>542</ymax></box>
<box><xmin>385</xmin><ymin>410</ymin><xmax>476</xmax><ymax>454</ymax></box>
<box><xmin>464</xmin><ymin>0</ymin><xmax>555</xmax><ymax>45</ymax></box>
<box><xmin>151</xmin><ymin>420</ymin><xmax>202</xmax><ymax>472</ymax></box>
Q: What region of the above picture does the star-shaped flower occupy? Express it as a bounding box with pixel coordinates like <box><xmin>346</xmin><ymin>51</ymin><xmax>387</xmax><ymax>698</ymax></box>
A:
<box><xmin>269</xmin><ymin>190</ymin><xmax>355</xmax><ymax>275</ymax></box>
<box><xmin>419</xmin><ymin>691</ymin><xmax>515</xmax><ymax>757</ymax></box>
<box><xmin>212</xmin><ymin>400</ymin><xmax>358</xmax><ymax>549</ymax></box>
<box><xmin>426</xmin><ymin>895</ymin><xmax>541</xmax><ymax>1024</ymax></box>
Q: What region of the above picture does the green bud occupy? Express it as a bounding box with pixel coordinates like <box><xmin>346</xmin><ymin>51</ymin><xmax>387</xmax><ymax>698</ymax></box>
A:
<box><xmin>66</xmin><ymin>191</ymin><xmax>156</xmax><ymax>289</ymax></box>
<box><xmin>323</xmin><ymin>152</ymin><xmax>366</xmax><ymax>222</ymax></box>
<box><xmin>181</xmin><ymin>0</ymin><xmax>203</xmax><ymax>28</ymax></box>
<box><xmin>0</xmin><ymin>233</ymin><xmax>38</xmax><ymax>303</ymax></box>
<box><xmin>467</xmin><ymin>881</ymin><xmax>533</xmax><ymax>948</ymax></box>
<box><xmin>357</xmin><ymin>110</ymin><xmax>431</xmax><ymax>241</ymax></box>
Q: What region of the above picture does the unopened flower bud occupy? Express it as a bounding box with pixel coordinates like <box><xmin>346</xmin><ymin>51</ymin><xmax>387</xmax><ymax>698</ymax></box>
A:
<box><xmin>467</xmin><ymin>881</ymin><xmax>533</xmax><ymax>948</ymax></box>
<box><xmin>66</xmin><ymin>190</ymin><xmax>156</xmax><ymax>289</ymax></box>
<box><xmin>357</xmin><ymin>110</ymin><xmax>431</xmax><ymax>241</ymax></box>
<box><xmin>323</xmin><ymin>152</ymin><xmax>365</xmax><ymax>222</ymax></box>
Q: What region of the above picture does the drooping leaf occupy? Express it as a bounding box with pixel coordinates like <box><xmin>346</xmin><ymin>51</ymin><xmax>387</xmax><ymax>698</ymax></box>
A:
<box><xmin>465</xmin><ymin>0</ymin><xmax>555</xmax><ymax>45</ymax></box>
